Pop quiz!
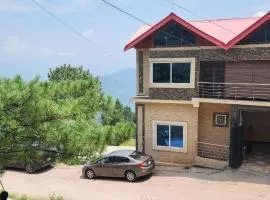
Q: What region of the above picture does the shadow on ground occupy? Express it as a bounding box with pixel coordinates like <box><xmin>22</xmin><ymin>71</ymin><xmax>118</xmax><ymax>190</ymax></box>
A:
<box><xmin>154</xmin><ymin>165</ymin><xmax>270</xmax><ymax>185</ymax></box>
<box><xmin>80</xmin><ymin>173</ymin><xmax>152</xmax><ymax>183</ymax></box>
<box><xmin>5</xmin><ymin>165</ymin><xmax>54</xmax><ymax>175</ymax></box>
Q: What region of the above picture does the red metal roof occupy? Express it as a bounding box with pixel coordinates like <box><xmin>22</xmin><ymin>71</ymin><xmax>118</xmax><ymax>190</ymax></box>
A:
<box><xmin>124</xmin><ymin>12</ymin><xmax>270</xmax><ymax>51</ymax></box>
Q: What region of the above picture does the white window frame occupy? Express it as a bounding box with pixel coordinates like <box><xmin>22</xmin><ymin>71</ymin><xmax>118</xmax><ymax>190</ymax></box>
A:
<box><xmin>149</xmin><ymin>57</ymin><xmax>196</xmax><ymax>88</ymax></box>
<box><xmin>214</xmin><ymin>114</ymin><xmax>227</xmax><ymax>127</ymax></box>
<box><xmin>152</xmin><ymin>120</ymin><xmax>188</xmax><ymax>153</ymax></box>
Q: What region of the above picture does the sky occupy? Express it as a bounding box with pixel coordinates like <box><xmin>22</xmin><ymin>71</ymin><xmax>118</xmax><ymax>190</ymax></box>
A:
<box><xmin>0</xmin><ymin>0</ymin><xmax>269</xmax><ymax>80</ymax></box>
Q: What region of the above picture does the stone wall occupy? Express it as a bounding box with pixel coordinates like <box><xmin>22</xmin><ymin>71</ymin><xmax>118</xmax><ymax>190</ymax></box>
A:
<box><xmin>137</xmin><ymin>46</ymin><xmax>270</xmax><ymax>100</ymax></box>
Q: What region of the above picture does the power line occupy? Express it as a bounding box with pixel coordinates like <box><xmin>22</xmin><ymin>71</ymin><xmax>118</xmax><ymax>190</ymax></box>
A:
<box><xmin>164</xmin><ymin>0</ymin><xmax>265</xmax><ymax>46</ymax></box>
<box><xmin>164</xmin><ymin>0</ymin><xmax>236</xmax><ymax>34</ymax></box>
<box><xmin>101</xmin><ymin>0</ymin><xmax>238</xmax><ymax>62</ymax></box>
<box><xmin>100</xmin><ymin>0</ymin><xmax>188</xmax><ymax>46</ymax></box>
<box><xmin>30</xmin><ymin>0</ymin><xmax>111</xmax><ymax>57</ymax></box>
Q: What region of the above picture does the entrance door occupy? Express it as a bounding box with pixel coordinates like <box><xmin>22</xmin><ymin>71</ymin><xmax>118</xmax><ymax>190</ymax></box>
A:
<box><xmin>229</xmin><ymin>126</ymin><xmax>244</xmax><ymax>168</ymax></box>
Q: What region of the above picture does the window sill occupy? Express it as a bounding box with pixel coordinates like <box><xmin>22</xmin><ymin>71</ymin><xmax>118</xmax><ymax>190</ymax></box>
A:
<box><xmin>153</xmin><ymin>146</ymin><xmax>187</xmax><ymax>153</ymax></box>
<box><xmin>150</xmin><ymin>83</ymin><xmax>195</xmax><ymax>89</ymax></box>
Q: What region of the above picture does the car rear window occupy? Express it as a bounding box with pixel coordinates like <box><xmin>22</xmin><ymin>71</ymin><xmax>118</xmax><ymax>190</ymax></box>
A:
<box><xmin>129</xmin><ymin>151</ymin><xmax>146</xmax><ymax>160</ymax></box>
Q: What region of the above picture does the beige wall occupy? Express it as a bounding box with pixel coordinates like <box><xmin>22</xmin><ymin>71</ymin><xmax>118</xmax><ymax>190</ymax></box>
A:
<box><xmin>198</xmin><ymin>103</ymin><xmax>231</xmax><ymax>146</ymax></box>
<box><xmin>144</xmin><ymin>103</ymin><xmax>199</xmax><ymax>164</ymax></box>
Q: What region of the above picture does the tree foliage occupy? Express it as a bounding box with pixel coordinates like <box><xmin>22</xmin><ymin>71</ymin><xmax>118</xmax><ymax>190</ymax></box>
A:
<box><xmin>48</xmin><ymin>64</ymin><xmax>98</xmax><ymax>82</ymax></box>
<box><xmin>0</xmin><ymin>75</ymin><xmax>103</xmax><ymax>165</ymax></box>
<box><xmin>0</xmin><ymin>65</ymin><xmax>135</xmax><ymax>165</ymax></box>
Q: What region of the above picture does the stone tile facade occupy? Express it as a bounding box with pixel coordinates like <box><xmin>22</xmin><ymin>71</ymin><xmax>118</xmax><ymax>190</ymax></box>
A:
<box><xmin>138</xmin><ymin>46</ymin><xmax>270</xmax><ymax>100</ymax></box>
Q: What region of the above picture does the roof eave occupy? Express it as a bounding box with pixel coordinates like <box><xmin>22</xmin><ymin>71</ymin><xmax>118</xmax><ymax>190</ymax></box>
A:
<box><xmin>124</xmin><ymin>12</ymin><xmax>228</xmax><ymax>51</ymax></box>
<box><xmin>225</xmin><ymin>12</ymin><xmax>270</xmax><ymax>49</ymax></box>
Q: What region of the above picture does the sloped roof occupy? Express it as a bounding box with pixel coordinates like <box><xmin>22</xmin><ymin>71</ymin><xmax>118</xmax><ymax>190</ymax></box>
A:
<box><xmin>124</xmin><ymin>12</ymin><xmax>270</xmax><ymax>51</ymax></box>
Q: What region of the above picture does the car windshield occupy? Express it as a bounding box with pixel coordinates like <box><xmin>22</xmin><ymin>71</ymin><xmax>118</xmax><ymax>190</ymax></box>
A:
<box><xmin>129</xmin><ymin>151</ymin><xmax>146</xmax><ymax>160</ymax></box>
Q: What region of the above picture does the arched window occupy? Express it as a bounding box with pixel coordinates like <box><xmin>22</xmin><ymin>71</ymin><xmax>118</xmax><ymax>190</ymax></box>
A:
<box><xmin>154</xmin><ymin>21</ymin><xmax>196</xmax><ymax>47</ymax></box>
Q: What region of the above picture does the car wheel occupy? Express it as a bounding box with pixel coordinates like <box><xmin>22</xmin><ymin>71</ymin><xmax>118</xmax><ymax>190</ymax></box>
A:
<box><xmin>125</xmin><ymin>170</ymin><xmax>136</xmax><ymax>182</ymax></box>
<box><xmin>25</xmin><ymin>163</ymin><xmax>34</xmax><ymax>174</ymax></box>
<box><xmin>85</xmin><ymin>169</ymin><xmax>95</xmax><ymax>179</ymax></box>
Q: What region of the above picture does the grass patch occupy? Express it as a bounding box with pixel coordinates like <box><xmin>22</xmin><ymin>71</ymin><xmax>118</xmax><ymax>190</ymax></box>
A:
<box><xmin>120</xmin><ymin>138</ymin><xmax>135</xmax><ymax>147</ymax></box>
<box><xmin>8</xmin><ymin>193</ymin><xmax>32</xmax><ymax>200</ymax></box>
<box><xmin>1</xmin><ymin>191</ymin><xmax>64</xmax><ymax>200</ymax></box>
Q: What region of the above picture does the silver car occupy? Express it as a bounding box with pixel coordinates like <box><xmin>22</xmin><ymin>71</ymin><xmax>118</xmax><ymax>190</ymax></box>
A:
<box><xmin>82</xmin><ymin>150</ymin><xmax>155</xmax><ymax>182</ymax></box>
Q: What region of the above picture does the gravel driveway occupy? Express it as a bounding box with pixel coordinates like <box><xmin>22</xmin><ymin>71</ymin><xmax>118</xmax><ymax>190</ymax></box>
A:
<box><xmin>2</xmin><ymin>164</ymin><xmax>270</xmax><ymax>200</ymax></box>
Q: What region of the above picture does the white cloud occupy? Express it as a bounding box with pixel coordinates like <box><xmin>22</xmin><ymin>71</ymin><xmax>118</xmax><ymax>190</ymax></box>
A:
<box><xmin>4</xmin><ymin>36</ymin><xmax>28</xmax><ymax>54</ymax></box>
<box><xmin>253</xmin><ymin>11</ymin><xmax>266</xmax><ymax>17</ymax></box>
<box><xmin>38</xmin><ymin>47</ymin><xmax>54</xmax><ymax>55</ymax></box>
<box><xmin>82</xmin><ymin>29</ymin><xmax>94</xmax><ymax>39</ymax></box>
<box><xmin>57</xmin><ymin>52</ymin><xmax>75</xmax><ymax>57</ymax></box>
<box><xmin>0</xmin><ymin>0</ymin><xmax>93</xmax><ymax>14</ymax></box>
<box><xmin>0</xmin><ymin>0</ymin><xmax>33</xmax><ymax>13</ymax></box>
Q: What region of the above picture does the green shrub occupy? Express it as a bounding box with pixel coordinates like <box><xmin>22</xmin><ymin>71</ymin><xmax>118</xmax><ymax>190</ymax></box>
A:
<box><xmin>49</xmin><ymin>193</ymin><xmax>64</xmax><ymax>200</ymax></box>
<box><xmin>105</xmin><ymin>122</ymin><xmax>135</xmax><ymax>146</ymax></box>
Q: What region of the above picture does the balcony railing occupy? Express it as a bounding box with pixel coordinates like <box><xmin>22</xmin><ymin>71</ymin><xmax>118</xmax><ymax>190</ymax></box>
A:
<box><xmin>198</xmin><ymin>82</ymin><xmax>270</xmax><ymax>101</ymax></box>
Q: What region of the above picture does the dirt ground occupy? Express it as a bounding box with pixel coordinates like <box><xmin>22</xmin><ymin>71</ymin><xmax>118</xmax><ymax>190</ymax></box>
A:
<box><xmin>2</xmin><ymin>164</ymin><xmax>270</xmax><ymax>200</ymax></box>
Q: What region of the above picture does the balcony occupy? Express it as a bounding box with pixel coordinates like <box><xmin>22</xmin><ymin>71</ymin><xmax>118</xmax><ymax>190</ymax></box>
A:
<box><xmin>198</xmin><ymin>82</ymin><xmax>270</xmax><ymax>101</ymax></box>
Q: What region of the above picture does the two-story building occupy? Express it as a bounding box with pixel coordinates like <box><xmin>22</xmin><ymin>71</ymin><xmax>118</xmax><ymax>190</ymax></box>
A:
<box><xmin>125</xmin><ymin>12</ymin><xmax>270</xmax><ymax>169</ymax></box>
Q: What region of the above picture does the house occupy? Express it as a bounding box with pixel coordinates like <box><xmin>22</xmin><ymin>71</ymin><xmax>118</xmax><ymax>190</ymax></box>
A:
<box><xmin>124</xmin><ymin>12</ymin><xmax>270</xmax><ymax>169</ymax></box>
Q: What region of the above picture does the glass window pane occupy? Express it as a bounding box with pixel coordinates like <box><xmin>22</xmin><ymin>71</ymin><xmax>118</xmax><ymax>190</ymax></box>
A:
<box><xmin>153</xmin><ymin>63</ymin><xmax>171</xmax><ymax>83</ymax></box>
<box><xmin>154</xmin><ymin>31</ymin><xmax>167</xmax><ymax>46</ymax></box>
<box><xmin>172</xmin><ymin>63</ymin><xmax>191</xmax><ymax>83</ymax></box>
<box><xmin>129</xmin><ymin>151</ymin><xmax>146</xmax><ymax>160</ymax></box>
<box><xmin>101</xmin><ymin>157</ymin><xmax>113</xmax><ymax>164</ymax></box>
<box><xmin>113</xmin><ymin>156</ymin><xmax>129</xmax><ymax>163</ymax></box>
<box><xmin>170</xmin><ymin>125</ymin><xmax>183</xmax><ymax>148</ymax></box>
<box><xmin>267</xmin><ymin>22</ymin><xmax>270</xmax><ymax>42</ymax></box>
<box><xmin>182</xmin><ymin>29</ymin><xmax>195</xmax><ymax>45</ymax></box>
<box><xmin>154</xmin><ymin>21</ymin><xmax>195</xmax><ymax>47</ymax></box>
<box><xmin>157</xmin><ymin>125</ymin><xmax>169</xmax><ymax>147</ymax></box>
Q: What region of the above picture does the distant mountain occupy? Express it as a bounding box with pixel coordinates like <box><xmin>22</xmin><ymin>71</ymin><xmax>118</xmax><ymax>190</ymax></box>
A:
<box><xmin>100</xmin><ymin>68</ymin><xmax>136</xmax><ymax>109</ymax></box>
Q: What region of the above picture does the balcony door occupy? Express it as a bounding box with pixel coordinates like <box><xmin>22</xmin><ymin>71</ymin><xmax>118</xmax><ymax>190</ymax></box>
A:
<box><xmin>200</xmin><ymin>62</ymin><xmax>225</xmax><ymax>98</ymax></box>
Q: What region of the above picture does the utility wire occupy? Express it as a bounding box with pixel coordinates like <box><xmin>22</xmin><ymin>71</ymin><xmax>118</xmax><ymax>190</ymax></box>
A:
<box><xmin>164</xmin><ymin>0</ymin><xmax>236</xmax><ymax>34</ymax></box>
<box><xmin>101</xmin><ymin>0</ymin><xmax>238</xmax><ymax>62</ymax></box>
<box><xmin>30</xmin><ymin>0</ymin><xmax>111</xmax><ymax>57</ymax></box>
<box><xmin>164</xmin><ymin>0</ymin><xmax>264</xmax><ymax>44</ymax></box>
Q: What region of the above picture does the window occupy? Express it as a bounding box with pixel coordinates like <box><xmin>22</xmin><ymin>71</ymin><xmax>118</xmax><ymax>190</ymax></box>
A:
<box><xmin>154</xmin><ymin>21</ymin><xmax>196</xmax><ymax>47</ymax></box>
<box><xmin>98</xmin><ymin>156</ymin><xmax>113</xmax><ymax>164</ymax></box>
<box><xmin>213</xmin><ymin>113</ymin><xmax>229</xmax><ymax>127</ymax></box>
<box><xmin>129</xmin><ymin>151</ymin><xmax>146</xmax><ymax>160</ymax></box>
<box><xmin>172</xmin><ymin>63</ymin><xmax>191</xmax><ymax>83</ymax></box>
<box><xmin>153</xmin><ymin>121</ymin><xmax>187</xmax><ymax>151</ymax></box>
<box><xmin>239</xmin><ymin>22</ymin><xmax>270</xmax><ymax>44</ymax></box>
<box><xmin>112</xmin><ymin>156</ymin><xmax>130</xmax><ymax>163</ymax></box>
<box><xmin>153</xmin><ymin>63</ymin><xmax>170</xmax><ymax>83</ymax></box>
<box><xmin>150</xmin><ymin>58</ymin><xmax>195</xmax><ymax>88</ymax></box>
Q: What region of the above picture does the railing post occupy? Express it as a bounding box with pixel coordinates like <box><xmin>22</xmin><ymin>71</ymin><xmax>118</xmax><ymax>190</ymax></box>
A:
<box><xmin>252</xmin><ymin>84</ymin><xmax>255</xmax><ymax>101</ymax></box>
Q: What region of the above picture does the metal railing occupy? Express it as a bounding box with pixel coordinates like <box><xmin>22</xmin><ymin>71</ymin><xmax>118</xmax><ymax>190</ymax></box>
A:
<box><xmin>197</xmin><ymin>142</ymin><xmax>229</xmax><ymax>161</ymax></box>
<box><xmin>198</xmin><ymin>82</ymin><xmax>270</xmax><ymax>101</ymax></box>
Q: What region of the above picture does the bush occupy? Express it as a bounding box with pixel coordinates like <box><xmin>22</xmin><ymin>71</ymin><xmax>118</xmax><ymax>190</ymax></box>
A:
<box><xmin>105</xmin><ymin>122</ymin><xmax>135</xmax><ymax>146</ymax></box>
<box><xmin>49</xmin><ymin>193</ymin><xmax>64</xmax><ymax>200</ymax></box>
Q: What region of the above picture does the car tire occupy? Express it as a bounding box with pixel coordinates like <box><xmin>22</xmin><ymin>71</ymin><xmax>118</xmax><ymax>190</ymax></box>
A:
<box><xmin>125</xmin><ymin>170</ymin><xmax>136</xmax><ymax>182</ymax></box>
<box><xmin>25</xmin><ymin>163</ymin><xmax>34</xmax><ymax>174</ymax></box>
<box><xmin>85</xmin><ymin>169</ymin><xmax>95</xmax><ymax>179</ymax></box>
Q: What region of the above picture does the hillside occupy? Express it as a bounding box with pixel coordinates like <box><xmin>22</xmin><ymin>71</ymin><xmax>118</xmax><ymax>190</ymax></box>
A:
<box><xmin>100</xmin><ymin>68</ymin><xmax>136</xmax><ymax>108</ymax></box>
